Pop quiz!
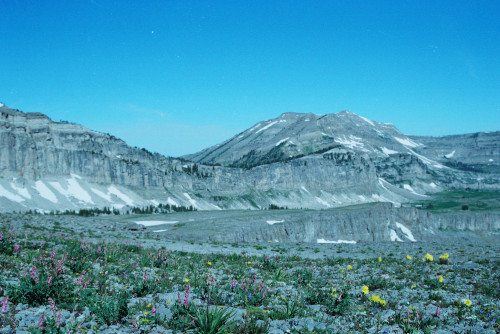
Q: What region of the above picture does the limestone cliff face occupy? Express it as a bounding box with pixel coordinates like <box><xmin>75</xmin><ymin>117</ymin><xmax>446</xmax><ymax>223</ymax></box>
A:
<box><xmin>161</xmin><ymin>203</ymin><xmax>500</xmax><ymax>243</ymax></box>
<box><xmin>0</xmin><ymin>104</ymin><xmax>498</xmax><ymax>212</ymax></box>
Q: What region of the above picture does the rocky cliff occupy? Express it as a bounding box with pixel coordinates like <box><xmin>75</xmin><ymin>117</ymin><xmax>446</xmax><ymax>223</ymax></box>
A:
<box><xmin>0</xmin><ymin>103</ymin><xmax>499</xmax><ymax>212</ymax></box>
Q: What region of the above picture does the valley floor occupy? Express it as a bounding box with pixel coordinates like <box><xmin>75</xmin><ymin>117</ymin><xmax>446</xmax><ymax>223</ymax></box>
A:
<box><xmin>0</xmin><ymin>213</ymin><xmax>498</xmax><ymax>333</ymax></box>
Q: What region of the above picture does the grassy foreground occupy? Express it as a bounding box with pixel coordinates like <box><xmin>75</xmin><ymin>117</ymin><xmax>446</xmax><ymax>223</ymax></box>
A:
<box><xmin>0</xmin><ymin>223</ymin><xmax>498</xmax><ymax>333</ymax></box>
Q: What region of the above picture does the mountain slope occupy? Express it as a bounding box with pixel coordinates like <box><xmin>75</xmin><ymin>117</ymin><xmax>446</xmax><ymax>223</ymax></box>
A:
<box><xmin>184</xmin><ymin>111</ymin><xmax>441</xmax><ymax>168</ymax></box>
<box><xmin>1</xmin><ymin>104</ymin><xmax>498</xmax><ymax>212</ymax></box>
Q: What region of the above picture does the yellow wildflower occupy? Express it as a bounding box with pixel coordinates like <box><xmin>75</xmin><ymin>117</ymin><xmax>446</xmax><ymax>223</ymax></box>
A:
<box><xmin>406</xmin><ymin>255</ymin><xmax>412</xmax><ymax>260</ymax></box>
<box><xmin>438</xmin><ymin>275</ymin><xmax>444</xmax><ymax>283</ymax></box>
<box><xmin>347</xmin><ymin>265</ymin><xmax>353</xmax><ymax>270</ymax></box>
<box><xmin>362</xmin><ymin>285</ymin><xmax>369</xmax><ymax>295</ymax></box>
<box><xmin>463</xmin><ymin>299</ymin><xmax>472</xmax><ymax>307</ymax></box>
<box><xmin>207</xmin><ymin>261</ymin><xmax>212</xmax><ymax>266</ymax></box>
<box><xmin>185</xmin><ymin>278</ymin><xmax>189</xmax><ymax>283</ymax></box>
<box><xmin>378</xmin><ymin>257</ymin><xmax>382</xmax><ymax>262</ymax></box>
<box><xmin>423</xmin><ymin>253</ymin><xmax>433</xmax><ymax>262</ymax></box>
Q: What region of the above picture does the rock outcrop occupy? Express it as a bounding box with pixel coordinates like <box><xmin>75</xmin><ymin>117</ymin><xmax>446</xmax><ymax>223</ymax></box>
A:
<box><xmin>0</xmin><ymin>103</ymin><xmax>499</xmax><ymax>212</ymax></box>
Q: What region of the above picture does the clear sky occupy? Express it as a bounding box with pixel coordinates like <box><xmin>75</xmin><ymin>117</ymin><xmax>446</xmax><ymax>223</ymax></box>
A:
<box><xmin>1</xmin><ymin>1</ymin><xmax>499</xmax><ymax>157</ymax></box>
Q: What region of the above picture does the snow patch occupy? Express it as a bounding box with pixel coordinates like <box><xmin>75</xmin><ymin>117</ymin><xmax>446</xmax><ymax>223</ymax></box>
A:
<box><xmin>444</xmin><ymin>150</ymin><xmax>455</xmax><ymax>158</ymax></box>
<box><xmin>0</xmin><ymin>184</ymin><xmax>25</xmax><ymax>202</ymax></box>
<box><xmin>34</xmin><ymin>181</ymin><xmax>58</xmax><ymax>203</ymax></box>
<box><xmin>395</xmin><ymin>222</ymin><xmax>416</xmax><ymax>242</ymax></box>
<box><xmin>317</xmin><ymin>239</ymin><xmax>357</xmax><ymax>244</ymax></box>
<box><xmin>150</xmin><ymin>200</ymin><xmax>160</xmax><ymax>206</ymax></box>
<box><xmin>91</xmin><ymin>188</ymin><xmax>111</xmax><ymax>201</ymax></box>
<box><xmin>183</xmin><ymin>193</ymin><xmax>198</xmax><ymax>208</ymax></box>
<box><xmin>50</xmin><ymin>176</ymin><xmax>93</xmax><ymax>204</ymax></box>
<box><xmin>267</xmin><ymin>220</ymin><xmax>284</xmax><ymax>225</ymax></box>
<box><xmin>248</xmin><ymin>123</ymin><xmax>262</xmax><ymax>132</ymax></box>
<box><xmin>358</xmin><ymin>115</ymin><xmax>375</xmax><ymax>126</ymax></box>
<box><xmin>315</xmin><ymin>197</ymin><xmax>331</xmax><ymax>207</ymax></box>
<box><xmin>255</xmin><ymin>121</ymin><xmax>278</xmax><ymax>134</ymax></box>
<box><xmin>394</xmin><ymin>137</ymin><xmax>421</xmax><ymax>148</ymax></box>
<box><xmin>429</xmin><ymin>182</ymin><xmax>437</xmax><ymax>188</ymax></box>
<box><xmin>108</xmin><ymin>186</ymin><xmax>134</xmax><ymax>206</ymax></box>
<box><xmin>153</xmin><ymin>230</ymin><xmax>167</xmax><ymax>233</ymax></box>
<box><xmin>381</xmin><ymin>147</ymin><xmax>398</xmax><ymax>155</ymax></box>
<box><xmin>135</xmin><ymin>221</ymin><xmax>178</xmax><ymax>226</ymax></box>
<box><xmin>390</xmin><ymin>229</ymin><xmax>403</xmax><ymax>242</ymax></box>
<box><xmin>336</xmin><ymin>135</ymin><xmax>371</xmax><ymax>152</ymax></box>
<box><xmin>301</xmin><ymin>186</ymin><xmax>310</xmax><ymax>193</ymax></box>
<box><xmin>10</xmin><ymin>183</ymin><xmax>31</xmax><ymax>199</ymax></box>
<box><xmin>167</xmin><ymin>197</ymin><xmax>178</xmax><ymax>206</ymax></box>
<box><xmin>489</xmin><ymin>158</ymin><xmax>494</xmax><ymax>162</ymax></box>
<box><xmin>275</xmin><ymin>137</ymin><xmax>290</xmax><ymax>146</ymax></box>
<box><xmin>407</xmin><ymin>149</ymin><xmax>445</xmax><ymax>169</ymax></box>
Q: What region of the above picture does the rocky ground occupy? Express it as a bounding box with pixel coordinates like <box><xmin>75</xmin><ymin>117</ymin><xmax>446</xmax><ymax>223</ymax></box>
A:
<box><xmin>0</xmin><ymin>212</ymin><xmax>498</xmax><ymax>333</ymax></box>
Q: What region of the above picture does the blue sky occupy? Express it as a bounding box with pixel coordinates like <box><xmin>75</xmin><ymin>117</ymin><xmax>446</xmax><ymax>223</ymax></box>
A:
<box><xmin>1</xmin><ymin>1</ymin><xmax>499</xmax><ymax>157</ymax></box>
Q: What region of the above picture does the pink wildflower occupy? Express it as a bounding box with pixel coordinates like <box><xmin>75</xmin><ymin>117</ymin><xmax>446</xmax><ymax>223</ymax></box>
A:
<box><xmin>50</xmin><ymin>250</ymin><xmax>56</xmax><ymax>261</ymax></box>
<box><xmin>184</xmin><ymin>285</ymin><xmax>191</xmax><ymax>306</ymax></box>
<box><xmin>143</xmin><ymin>271</ymin><xmax>147</xmax><ymax>282</ymax></box>
<box><xmin>436</xmin><ymin>306</ymin><xmax>440</xmax><ymax>317</ymax></box>
<box><xmin>47</xmin><ymin>274</ymin><xmax>53</xmax><ymax>285</ymax></box>
<box><xmin>0</xmin><ymin>231</ymin><xmax>3</xmax><ymax>241</ymax></box>
<box><xmin>13</xmin><ymin>245</ymin><xmax>20</xmax><ymax>252</ymax></box>
<box><xmin>56</xmin><ymin>311</ymin><xmax>62</xmax><ymax>328</ymax></box>
<box><xmin>30</xmin><ymin>265</ymin><xmax>39</xmax><ymax>283</ymax></box>
<box><xmin>231</xmin><ymin>278</ymin><xmax>237</xmax><ymax>290</ymax></box>
<box><xmin>152</xmin><ymin>307</ymin><xmax>157</xmax><ymax>316</ymax></box>
<box><xmin>38</xmin><ymin>313</ymin><xmax>45</xmax><ymax>330</ymax></box>
<box><xmin>48</xmin><ymin>298</ymin><xmax>57</xmax><ymax>312</ymax></box>
<box><xmin>1</xmin><ymin>297</ymin><xmax>8</xmax><ymax>313</ymax></box>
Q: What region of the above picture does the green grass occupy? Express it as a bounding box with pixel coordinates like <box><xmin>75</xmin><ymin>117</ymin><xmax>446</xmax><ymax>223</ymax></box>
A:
<box><xmin>412</xmin><ymin>190</ymin><xmax>500</xmax><ymax>213</ymax></box>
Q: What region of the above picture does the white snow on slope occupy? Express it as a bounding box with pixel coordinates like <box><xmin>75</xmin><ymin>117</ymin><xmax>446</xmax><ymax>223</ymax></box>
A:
<box><xmin>91</xmin><ymin>188</ymin><xmax>112</xmax><ymax>201</ymax></box>
<box><xmin>404</xmin><ymin>185</ymin><xmax>427</xmax><ymax>197</ymax></box>
<box><xmin>390</xmin><ymin>229</ymin><xmax>403</xmax><ymax>242</ymax></box>
<box><xmin>407</xmin><ymin>149</ymin><xmax>445</xmax><ymax>169</ymax></box>
<box><xmin>108</xmin><ymin>186</ymin><xmax>134</xmax><ymax>206</ymax></box>
<box><xmin>183</xmin><ymin>193</ymin><xmax>198</xmax><ymax>208</ymax></box>
<box><xmin>445</xmin><ymin>150</ymin><xmax>455</xmax><ymax>158</ymax></box>
<box><xmin>315</xmin><ymin>197</ymin><xmax>331</xmax><ymax>207</ymax></box>
<box><xmin>135</xmin><ymin>221</ymin><xmax>178</xmax><ymax>226</ymax></box>
<box><xmin>267</xmin><ymin>220</ymin><xmax>284</xmax><ymax>225</ymax></box>
<box><xmin>167</xmin><ymin>197</ymin><xmax>178</xmax><ymax>206</ymax></box>
<box><xmin>359</xmin><ymin>115</ymin><xmax>375</xmax><ymax>126</ymax></box>
<box><xmin>275</xmin><ymin>137</ymin><xmax>290</xmax><ymax>146</ymax></box>
<box><xmin>0</xmin><ymin>103</ymin><xmax>4</xmax><ymax>107</ymax></box>
<box><xmin>301</xmin><ymin>186</ymin><xmax>310</xmax><ymax>193</ymax></box>
<box><xmin>49</xmin><ymin>176</ymin><xmax>93</xmax><ymax>204</ymax></box>
<box><xmin>336</xmin><ymin>135</ymin><xmax>369</xmax><ymax>152</ymax></box>
<box><xmin>429</xmin><ymin>182</ymin><xmax>437</xmax><ymax>188</ymax></box>
<box><xmin>0</xmin><ymin>184</ymin><xmax>25</xmax><ymax>202</ymax></box>
<box><xmin>10</xmin><ymin>183</ymin><xmax>31</xmax><ymax>199</ymax></box>
<box><xmin>248</xmin><ymin>123</ymin><xmax>262</xmax><ymax>132</ymax></box>
<box><xmin>396</xmin><ymin>222</ymin><xmax>416</xmax><ymax>242</ymax></box>
<box><xmin>394</xmin><ymin>137</ymin><xmax>421</xmax><ymax>148</ymax></box>
<box><xmin>317</xmin><ymin>239</ymin><xmax>356</xmax><ymax>244</ymax></box>
<box><xmin>153</xmin><ymin>230</ymin><xmax>167</xmax><ymax>233</ymax></box>
<box><xmin>34</xmin><ymin>181</ymin><xmax>58</xmax><ymax>203</ymax></box>
<box><xmin>256</xmin><ymin>121</ymin><xmax>278</xmax><ymax>134</ymax></box>
<box><xmin>381</xmin><ymin>147</ymin><xmax>398</xmax><ymax>155</ymax></box>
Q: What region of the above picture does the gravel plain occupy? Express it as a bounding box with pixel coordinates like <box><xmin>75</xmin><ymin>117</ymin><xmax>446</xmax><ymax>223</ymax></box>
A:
<box><xmin>0</xmin><ymin>212</ymin><xmax>498</xmax><ymax>333</ymax></box>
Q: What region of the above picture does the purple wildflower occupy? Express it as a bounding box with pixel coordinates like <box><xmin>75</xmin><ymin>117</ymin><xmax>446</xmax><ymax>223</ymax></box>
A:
<box><xmin>184</xmin><ymin>285</ymin><xmax>191</xmax><ymax>306</ymax></box>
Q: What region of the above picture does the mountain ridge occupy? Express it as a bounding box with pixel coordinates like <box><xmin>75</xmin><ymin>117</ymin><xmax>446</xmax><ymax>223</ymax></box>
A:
<box><xmin>1</xmin><ymin>103</ymin><xmax>499</xmax><ymax>213</ymax></box>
